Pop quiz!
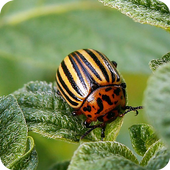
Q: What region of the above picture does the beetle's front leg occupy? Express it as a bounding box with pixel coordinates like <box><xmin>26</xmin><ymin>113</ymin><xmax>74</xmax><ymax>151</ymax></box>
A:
<box><xmin>81</xmin><ymin>119</ymin><xmax>106</xmax><ymax>140</ymax></box>
<box><xmin>119</xmin><ymin>106</ymin><xmax>143</xmax><ymax>117</ymax></box>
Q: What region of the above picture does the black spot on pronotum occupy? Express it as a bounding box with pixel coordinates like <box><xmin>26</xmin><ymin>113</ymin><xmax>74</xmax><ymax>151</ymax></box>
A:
<box><xmin>83</xmin><ymin>105</ymin><xmax>91</xmax><ymax>112</ymax></box>
<box><xmin>114</xmin><ymin>88</ymin><xmax>120</xmax><ymax>96</ymax></box>
<box><xmin>114</xmin><ymin>101</ymin><xmax>118</xmax><ymax>105</ymax></box>
<box><xmin>107</xmin><ymin>112</ymin><xmax>115</xmax><ymax>119</ymax></box>
<box><xmin>92</xmin><ymin>106</ymin><xmax>96</xmax><ymax>110</ymax></box>
<box><xmin>112</xmin><ymin>94</ymin><xmax>114</xmax><ymax>98</ymax></box>
<box><xmin>105</xmin><ymin>87</ymin><xmax>112</xmax><ymax>92</ymax></box>
<box><xmin>102</xmin><ymin>95</ymin><xmax>113</xmax><ymax>105</ymax></box>
<box><xmin>95</xmin><ymin>98</ymin><xmax>103</xmax><ymax>114</ymax></box>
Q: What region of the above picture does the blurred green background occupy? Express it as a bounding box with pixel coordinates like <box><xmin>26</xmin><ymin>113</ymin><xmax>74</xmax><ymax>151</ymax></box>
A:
<box><xmin>0</xmin><ymin>0</ymin><xmax>170</xmax><ymax>169</ymax></box>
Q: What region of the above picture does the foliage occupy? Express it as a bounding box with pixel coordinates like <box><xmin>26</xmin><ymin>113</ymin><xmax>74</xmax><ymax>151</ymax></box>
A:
<box><xmin>1</xmin><ymin>95</ymin><xmax>169</xmax><ymax>169</ymax></box>
<box><xmin>144</xmin><ymin>60</ymin><xmax>170</xmax><ymax>150</ymax></box>
<box><xmin>0</xmin><ymin>95</ymin><xmax>38</xmax><ymax>170</ymax></box>
<box><xmin>0</xmin><ymin>0</ymin><xmax>170</xmax><ymax>169</ymax></box>
<box><xmin>149</xmin><ymin>52</ymin><xmax>170</xmax><ymax>71</ymax></box>
<box><xmin>99</xmin><ymin>0</ymin><xmax>170</xmax><ymax>31</ymax></box>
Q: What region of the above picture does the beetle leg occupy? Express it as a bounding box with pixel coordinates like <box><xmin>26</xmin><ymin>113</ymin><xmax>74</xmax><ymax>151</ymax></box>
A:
<box><xmin>80</xmin><ymin>128</ymin><xmax>94</xmax><ymax>140</ymax></box>
<box><xmin>83</xmin><ymin>118</ymin><xmax>92</xmax><ymax>128</ymax></box>
<box><xmin>81</xmin><ymin>120</ymin><xmax>106</xmax><ymax>140</ymax></box>
<box><xmin>119</xmin><ymin>106</ymin><xmax>143</xmax><ymax>117</ymax></box>
<box><xmin>125</xmin><ymin>106</ymin><xmax>143</xmax><ymax>115</ymax></box>
<box><xmin>101</xmin><ymin>125</ymin><xmax>106</xmax><ymax>141</ymax></box>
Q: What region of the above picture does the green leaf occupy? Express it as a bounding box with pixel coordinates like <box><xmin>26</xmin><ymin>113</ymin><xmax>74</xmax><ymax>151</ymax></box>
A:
<box><xmin>86</xmin><ymin>117</ymin><xmax>124</xmax><ymax>141</ymax></box>
<box><xmin>149</xmin><ymin>52</ymin><xmax>170</xmax><ymax>71</ymax></box>
<box><xmin>49</xmin><ymin>161</ymin><xmax>70</xmax><ymax>170</ymax></box>
<box><xmin>13</xmin><ymin>81</ymin><xmax>123</xmax><ymax>142</ymax></box>
<box><xmin>129</xmin><ymin>123</ymin><xmax>159</xmax><ymax>156</ymax></box>
<box><xmin>0</xmin><ymin>94</ymin><xmax>27</xmax><ymax>167</ymax></box>
<box><xmin>144</xmin><ymin>62</ymin><xmax>170</xmax><ymax>149</ymax></box>
<box><xmin>13</xmin><ymin>81</ymin><xmax>87</xmax><ymax>142</ymax></box>
<box><xmin>99</xmin><ymin>0</ymin><xmax>170</xmax><ymax>31</ymax></box>
<box><xmin>146</xmin><ymin>148</ymin><xmax>170</xmax><ymax>170</ymax></box>
<box><xmin>68</xmin><ymin>141</ymin><xmax>145</xmax><ymax>170</ymax></box>
<box><xmin>140</xmin><ymin>140</ymin><xmax>165</xmax><ymax>166</ymax></box>
<box><xmin>105</xmin><ymin>117</ymin><xmax>123</xmax><ymax>141</ymax></box>
<box><xmin>8</xmin><ymin>136</ymin><xmax>38</xmax><ymax>170</ymax></box>
<box><xmin>69</xmin><ymin>156</ymin><xmax>145</xmax><ymax>170</ymax></box>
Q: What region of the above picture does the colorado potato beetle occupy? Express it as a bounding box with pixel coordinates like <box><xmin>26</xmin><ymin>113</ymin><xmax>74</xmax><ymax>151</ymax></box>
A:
<box><xmin>56</xmin><ymin>49</ymin><xmax>143</xmax><ymax>140</ymax></box>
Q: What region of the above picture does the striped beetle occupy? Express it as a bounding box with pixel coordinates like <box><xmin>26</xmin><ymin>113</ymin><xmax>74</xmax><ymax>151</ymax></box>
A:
<box><xmin>56</xmin><ymin>49</ymin><xmax>143</xmax><ymax>140</ymax></box>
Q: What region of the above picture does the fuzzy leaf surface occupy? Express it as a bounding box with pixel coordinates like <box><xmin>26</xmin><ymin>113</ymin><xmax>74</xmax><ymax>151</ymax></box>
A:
<box><xmin>99</xmin><ymin>0</ymin><xmax>170</xmax><ymax>31</ymax></box>
<box><xmin>13</xmin><ymin>81</ymin><xmax>86</xmax><ymax>142</ymax></box>
<box><xmin>140</xmin><ymin>140</ymin><xmax>165</xmax><ymax>166</ymax></box>
<box><xmin>8</xmin><ymin>136</ymin><xmax>38</xmax><ymax>170</ymax></box>
<box><xmin>144</xmin><ymin>62</ymin><xmax>170</xmax><ymax>149</ymax></box>
<box><xmin>0</xmin><ymin>94</ymin><xmax>27</xmax><ymax>167</ymax></box>
<box><xmin>68</xmin><ymin>141</ymin><xmax>145</xmax><ymax>170</ymax></box>
<box><xmin>48</xmin><ymin>161</ymin><xmax>70</xmax><ymax>170</ymax></box>
<box><xmin>146</xmin><ymin>148</ymin><xmax>170</xmax><ymax>170</ymax></box>
<box><xmin>149</xmin><ymin>52</ymin><xmax>170</xmax><ymax>71</ymax></box>
<box><xmin>129</xmin><ymin>123</ymin><xmax>158</xmax><ymax>156</ymax></box>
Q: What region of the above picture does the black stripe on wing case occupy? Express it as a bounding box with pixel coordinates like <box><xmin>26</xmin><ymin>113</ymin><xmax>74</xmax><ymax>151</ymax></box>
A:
<box><xmin>68</xmin><ymin>54</ymin><xmax>88</xmax><ymax>91</ymax></box>
<box><xmin>95</xmin><ymin>50</ymin><xmax>118</xmax><ymax>83</ymax></box>
<box><xmin>76</xmin><ymin>51</ymin><xmax>102</xmax><ymax>81</ymax></box>
<box><xmin>57</xmin><ymin>70</ymin><xmax>82</xmax><ymax>102</ymax></box>
<box><xmin>84</xmin><ymin>49</ymin><xmax>110</xmax><ymax>82</ymax></box>
<box><xmin>61</xmin><ymin>60</ymin><xmax>84</xmax><ymax>96</ymax></box>
<box><xmin>56</xmin><ymin>77</ymin><xmax>79</xmax><ymax>106</ymax></box>
<box><xmin>71</xmin><ymin>52</ymin><xmax>94</xmax><ymax>84</ymax></box>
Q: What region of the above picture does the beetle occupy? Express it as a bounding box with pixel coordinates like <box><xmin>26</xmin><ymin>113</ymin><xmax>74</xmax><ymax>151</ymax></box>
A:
<box><xmin>56</xmin><ymin>49</ymin><xmax>143</xmax><ymax>140</ymax></box>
